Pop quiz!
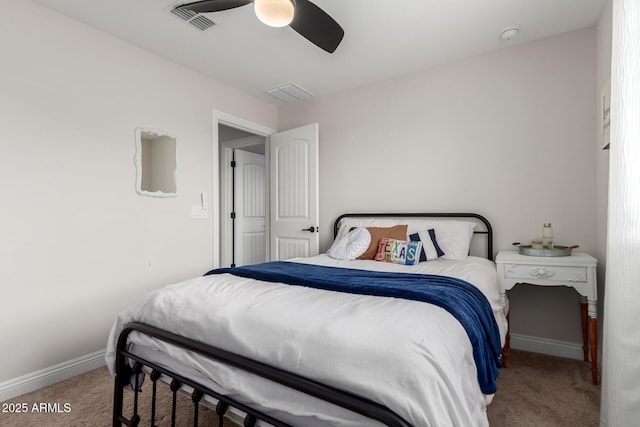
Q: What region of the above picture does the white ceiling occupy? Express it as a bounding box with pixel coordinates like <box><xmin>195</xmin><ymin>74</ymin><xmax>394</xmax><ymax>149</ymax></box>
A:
<box><xmin>34</xmin><ymin>0</ymin><xmax>607</xmax><ymax>106</ymax></box>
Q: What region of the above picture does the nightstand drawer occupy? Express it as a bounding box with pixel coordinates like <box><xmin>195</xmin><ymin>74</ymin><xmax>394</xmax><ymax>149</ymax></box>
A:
<box><xmin>504</xmin><ymin>263</ymin><xmax>588</xmax><ymax>283</ymax></box>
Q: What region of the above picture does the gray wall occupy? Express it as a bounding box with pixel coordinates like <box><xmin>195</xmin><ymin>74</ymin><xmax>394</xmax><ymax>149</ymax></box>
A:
<box><xmin>595</xmin><ymin>0</ymin><xmax>612</xmax><ymax>360</ymax></box>
<box><xmin>0</xmin><ymin>1</ymin><xmax>277</xmax><ymax>382</ymax></box>
<box><xmin>279</xmin><ymin>28</ymin><xmax>600</xmax><ymax>353</ymax></box>
<box><xmin>1</xmin><ymin>0</ymin><xmax>610</xmax><ymax>385</ymax></box>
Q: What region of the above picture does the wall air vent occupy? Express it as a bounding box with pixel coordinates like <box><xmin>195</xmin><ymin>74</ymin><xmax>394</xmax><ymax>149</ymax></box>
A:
<box><xmin>266</xmin><ymin>83</ymin><xmax>313</xmax><ymax>103</ymax></box>
<box><xmin>168</xmin><ymin>4</ymin><xmax>216</xmax><ymax>31</ymax></box>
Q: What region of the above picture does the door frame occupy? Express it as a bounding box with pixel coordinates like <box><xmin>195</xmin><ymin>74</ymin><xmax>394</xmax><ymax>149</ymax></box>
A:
<box><xmin>212</xmin><ymin>110</ymin><xmax>276</xmax><ymax>268</ymax></box>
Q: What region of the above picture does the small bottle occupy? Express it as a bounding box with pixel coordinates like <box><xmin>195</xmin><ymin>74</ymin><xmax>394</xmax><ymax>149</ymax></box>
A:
<box><xmin>542</xmin><ymin>223</ymin><xmax>554</xmax><ymax>249</ymax></box>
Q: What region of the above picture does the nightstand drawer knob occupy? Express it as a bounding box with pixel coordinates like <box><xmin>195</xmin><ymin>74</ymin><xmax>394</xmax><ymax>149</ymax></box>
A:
<box><xmin>529</xmin><ymin>267</ymin><xmax>556</xmax><ymax>279</ymax></box>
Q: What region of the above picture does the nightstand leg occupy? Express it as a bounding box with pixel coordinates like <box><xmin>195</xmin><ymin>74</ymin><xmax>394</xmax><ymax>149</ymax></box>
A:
<box><xmin>580</xmin><ymin>300</ymin><xmax>589</xmax><ymax>361</ymax></box>
<box><xmin>590</xmin><ymin>317</ymin><xmax>598</xmax><ymax>385</ymax></box>
<box><xmin>502</xmin><ymin>312</ymin><xmax>510</xmax><ymax>368</ymax></box>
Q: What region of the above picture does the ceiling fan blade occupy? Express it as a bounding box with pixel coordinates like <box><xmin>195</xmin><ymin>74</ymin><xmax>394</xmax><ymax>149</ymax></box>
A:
<box><xmin>289</xmin><ymin>0</ymin><xmax>344</xmax><ymax>53</ymax></box>
<box><xmin>178</xmin><ymin>0</ymin><xmax>252</xmax><ymax>14</ymax></box>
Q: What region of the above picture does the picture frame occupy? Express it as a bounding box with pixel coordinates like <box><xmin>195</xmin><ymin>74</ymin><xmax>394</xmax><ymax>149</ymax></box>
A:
<box><xmin>601</xmin><ymin>78</ymin><xmax>611</xmax><ymax>150</ymax></box>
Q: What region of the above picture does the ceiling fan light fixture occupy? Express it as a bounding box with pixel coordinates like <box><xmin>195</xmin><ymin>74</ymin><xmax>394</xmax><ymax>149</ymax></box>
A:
<box><xmin>254</xmin><ymin>0</ymin><xmax>295</xmax><ymax>27</ymax></box>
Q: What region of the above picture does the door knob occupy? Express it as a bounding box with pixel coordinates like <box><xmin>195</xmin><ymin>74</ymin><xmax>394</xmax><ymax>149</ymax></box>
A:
<box><xmin>301</xmin><ymin>226</ymin><xmax>316</xmax><ymax>233</ymax></box>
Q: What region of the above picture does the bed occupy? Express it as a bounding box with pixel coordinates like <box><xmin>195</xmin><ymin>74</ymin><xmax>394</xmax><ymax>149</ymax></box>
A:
<box><xmin>107</xmin><ymin>213</ymin><xmax>508</xmax><ymax>426</ymax></box>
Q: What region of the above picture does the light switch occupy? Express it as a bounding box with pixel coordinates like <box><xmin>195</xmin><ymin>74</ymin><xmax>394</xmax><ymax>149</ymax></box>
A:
<box><xmin>201</xmin><ymin>192</ymin><xmax>208</xmax><ymax>209</ymax></box>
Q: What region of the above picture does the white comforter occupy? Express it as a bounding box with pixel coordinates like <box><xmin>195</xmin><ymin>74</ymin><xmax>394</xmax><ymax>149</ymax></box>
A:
<box><xmin>106</xmin><ymin>254</ymin><xmax>507</xmax><ymax>427</ymax></box>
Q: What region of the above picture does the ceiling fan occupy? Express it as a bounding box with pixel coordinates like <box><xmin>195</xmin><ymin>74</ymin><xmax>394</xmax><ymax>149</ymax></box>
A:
<box><xmin>178</xmin><ymin>0</ymin><xmax>344</xmax><ymax>53</ymax></box>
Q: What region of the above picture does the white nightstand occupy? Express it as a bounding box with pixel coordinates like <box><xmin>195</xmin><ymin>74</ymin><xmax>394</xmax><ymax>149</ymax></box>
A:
<box><xmin>495</xmin><ymin>250</ymin><xmax>598</xmax><ymax>385</ymax></box>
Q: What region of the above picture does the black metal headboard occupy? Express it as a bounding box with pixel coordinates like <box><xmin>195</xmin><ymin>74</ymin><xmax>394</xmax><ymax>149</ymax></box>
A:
<box><xmin>333</xmin><ymin>212</ymin><xmax>494</xmax><ymax>261</ymax></box>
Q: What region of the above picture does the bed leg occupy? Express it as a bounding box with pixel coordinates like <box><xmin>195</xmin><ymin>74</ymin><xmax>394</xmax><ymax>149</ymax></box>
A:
<box><xmin>502</xmin><ymin>312</ymin><xmax>510</xmax><ymax>368</ymax></box>
<box><xmin>112</xmin><ymin>351</ymin><xmax>132</xmax><ymax>427</ymax></box>
<box><xmin>112</xmin><ymin>375</ymin><xmax>124</xmax><ymax>427</ymax></box>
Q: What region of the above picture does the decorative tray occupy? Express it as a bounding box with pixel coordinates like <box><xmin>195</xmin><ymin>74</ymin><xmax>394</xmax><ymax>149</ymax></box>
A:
<box><xmin>512</xmin><ymin>244</ymin><xmax>578</xmax><ymax>257</ymax></box>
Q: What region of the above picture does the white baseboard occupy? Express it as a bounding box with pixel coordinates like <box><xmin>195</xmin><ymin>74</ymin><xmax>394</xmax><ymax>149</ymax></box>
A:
<box><xmin>0</xmin><ymin>349</ymin><xmax>106</xmax><ymax>402</ymax></box>
<box><xmin>510</xmin><ymin>333</ymin><xmax>585</xmax><ymax>360</ymax></box>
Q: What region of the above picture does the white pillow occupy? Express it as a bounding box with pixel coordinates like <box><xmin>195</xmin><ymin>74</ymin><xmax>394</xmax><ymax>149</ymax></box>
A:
<box><xmin>430</xmin><ymin>221</ymin><xmax>476</xmax><ymax>260</ymax></box>
<box><xmin>328</xmin><ymin>227</ymin><xmax>372</xmax><ymax>260</ymax></box>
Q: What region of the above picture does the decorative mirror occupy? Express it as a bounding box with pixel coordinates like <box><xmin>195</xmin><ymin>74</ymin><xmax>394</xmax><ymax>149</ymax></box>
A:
<box><xmin>135</xmin><ymin>128</ymin><xmax>178</xmax><ymax>197</ymax></box>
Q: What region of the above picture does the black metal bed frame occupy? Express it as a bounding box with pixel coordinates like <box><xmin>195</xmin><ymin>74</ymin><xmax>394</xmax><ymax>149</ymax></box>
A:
<box><xmin>333</xmin><ymin>212</ymin><xmax>493</xmax><ymax>260</ymax></box>
<box><xmin>113</xmin><ymin>212</ymin><xmax>493</xmax><ymax>427</ymax></box>
<box><xmin>113</xmin><ymin>323</ymin><xmax>412</xmax><ymax>427</ymax></box>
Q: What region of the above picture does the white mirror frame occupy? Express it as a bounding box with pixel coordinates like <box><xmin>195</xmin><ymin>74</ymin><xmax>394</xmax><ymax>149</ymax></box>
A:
<box><xmin>134</xmin><ymin>127</ymin><xmax>178</xmax><ymax>198</ymax></box>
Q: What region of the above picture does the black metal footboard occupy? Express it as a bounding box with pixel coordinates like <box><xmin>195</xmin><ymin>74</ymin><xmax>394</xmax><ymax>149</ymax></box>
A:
<box><xmin>113</xmin><ymin>322</ymin><xmax>412</xmax><ymax>427</ymax></box>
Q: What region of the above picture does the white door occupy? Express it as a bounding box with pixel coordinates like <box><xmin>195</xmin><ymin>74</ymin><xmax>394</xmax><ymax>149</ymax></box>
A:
<box><xmin>234</xmin><ymin>149</ymin><xmax>266</xmax><ymax>266</ymax></box>
<box><xmin>269</xmin><ymin>123</ymin><xmax>319</xmax><ymax>260</ymax></box>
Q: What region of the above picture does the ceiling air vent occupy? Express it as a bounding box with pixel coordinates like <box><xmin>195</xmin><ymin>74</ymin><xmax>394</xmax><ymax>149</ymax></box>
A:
<box><xmin>266</xmin><ymin>83</ymin><xmax>313</xmax><ymax>103</ymax></box>
<box><xmin>168</xmin><ymin>4</ymin><xmax>215</xmax><ymax>31</ymax></box>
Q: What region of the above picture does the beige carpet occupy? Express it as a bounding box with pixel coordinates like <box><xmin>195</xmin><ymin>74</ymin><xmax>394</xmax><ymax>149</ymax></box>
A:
<box><xmin>487</xmin><ymin>350</ymin><xmax>600</xmax><ymax>426</ymax></box>
<box><xmin>1</xmin><ymin>349</ymin><xmax>599</xmax><ymax>426</ymax></box>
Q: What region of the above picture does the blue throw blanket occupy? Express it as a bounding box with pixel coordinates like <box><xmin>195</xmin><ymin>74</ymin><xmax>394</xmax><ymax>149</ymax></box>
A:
<box><xmin>205</xmin><ymin>261</ymin><xmax>502</xmax><ymax>394</ymax></box>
